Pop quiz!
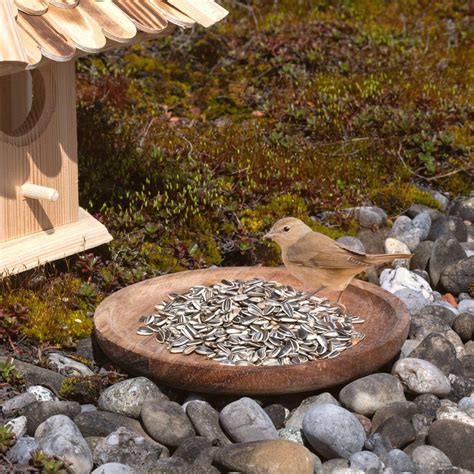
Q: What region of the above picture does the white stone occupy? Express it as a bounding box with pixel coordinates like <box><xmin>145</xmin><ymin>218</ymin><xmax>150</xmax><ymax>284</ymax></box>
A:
<box><xmin>6</xmin><ymin>416</ymin><xmax>27</xmax><ymax>439</ymax></box>
<box><xmin>380</xmin><ymin>267</ymin><xmax>433</xmax><ymax>301</ymax></box>
<box><xmin>458</xmin><ymin>299</ymin><xmax>474</xmax><ymax>314</ymax></box>
<box><xmin>436</xmin><ymin>405</ymin><xmax>474</xmax><ymax>427</ymax></box>
<box><xmin>384</xmin><ymin>238</ymin><xmax>411</xmax><ymax>268</ymax></box>
<box><xmin>27</xmin><ymin>385</ymin><xmax>57</xmax><ymax>402</ymax></box>
<box><xmin>47</xmin><ymin>353</ymin><xmax>94</xmax><ymax>377</ymax></box>
<box><xmin>92</xmin><ymin>463</ymin><xmax>137</xmax><ymax>474</ymax></box>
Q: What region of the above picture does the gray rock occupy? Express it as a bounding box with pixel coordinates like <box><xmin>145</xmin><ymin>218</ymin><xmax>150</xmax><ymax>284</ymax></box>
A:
<box><xmin>410</xmin><ymin>241</ymin><xmax>434</xmax><ymax>271</ymax></box>
<box><xmin>381</xmin><ymin>448</ymin><xmax>415</xmax><ymax>473</ymax></box>
<box><xmin>375</xmin><ymin>415</ymin><xmax>416</xmax><ymax>448</ymax></box>
<box><xmin>380</xmin><ymin>267</ymin><xmax>433</xmax><ymax>300</ymax></box>
<box><xmin>436</xmin><ymin>404</ymin><xmax>474</xmax><ymax>428</ymax></box>
<box><xmin>93</xmin><ymin>427</ymin><xmax>164</xmax><ymax>474</ymax></box>
<box><xmin>21</xmin><ymin>400</ymin><xmax>81</xmax><ymax>435</ymax></box>
<box><xmin>459</xmin><ymin>292</ymin><xmax>472</xmax><ymax>301</ymax></box>
<box><xmin>429</xmin><ymin>234</ymin><xmax>467</xmax><ymax>287</ymax></box>
<box><xmin>441</xmin><ymin>257</ymin><xmax>474</xmax><ymax>295</ymax></box>
<box><xmin>460</xmin><ymin>355</ymin><xmax>474</xmax><ymax>378</ymax></box>
<box><xmin>409</xmin><ymin>333</ymin><xmax>457</xmax><ymax>374</ymax></box>
<box><xmin>407</xmin><ymin>203</ymin><xmax>442</xmax><ymax>220</ymax></box>
<box><xmin>320</xmin><ymin>458</ymin><xmax>349</xmax><ymax>473</ymax></box>
<box><xmin>447</xmin><ymin>374</ymin><xmax>474</xmax><ymax>403</ymax></box>
<box><xmin>392</xmin><ymin>358</ymin><xmax>451</xmax><ymax>396</ymax></box>
<box><xmin>409</xmin><ymin>310</ymin><xmax>451</xmax><ymax>340</ymax></box>
<box><xmin>432</xmin><ymin>191</ymin><xmax>450</xmax><ymax>211</ymax></box>
<box><xmin>220</xmin><ymin>397</ymin><xmax>278</xmax><ymax>443</ymax></box>
<box><xmin>35</xmin><ymin>415</ymin><xmax>93</xmax><ymax>474</ymax></box>
<box><xmin>428</xmin><ymin>215</ymin><xmax>468</xmax><ymax>242</ymax></box>
<box><xmin>418</xmin><ymin>304</ymin><xmax>458</xmax><ymax>326</ymax></box>
<box><xmin>413</xmin><ymin>393</ymin><xmax>441</xmax><ymax>418</ymax></box>
<box><xmin>428</xmin><ymin>420</ymin><xmax>474</xmax><ymax>470</ymax></box>
<box><xmin>462</xmin><ymin>241</ymin><xmax>474</xmax><ymax>257</ymax></box>
<box><xmin>278</xmin><ymin>427</ymin><xmax>304</xmax><ymax>444</ymax></box>
<box><xmin>394</xmin><ymin>288</ymin><xmax>432</xmax><ymax>315</ymax></box>
<box><xmin>182</xmin><ymin>393</ymin><xmax>207</xmax><ymax>412</ymax></box>
<box><xmin>345</xmin><ymin>206</ymin><xmax>387</xmax><ymax>227</ymax></box>
<box><xmin>412</xmin><ymin>212</ymin><xmax>432</xmax><ymax>240</ymax></box>
<box><xmin>302</xmin><ymin>403</ymin><xmax>366</xmax><ymax>460</ymax></box>
<box><xmin>450</xmin><ymin>196</ymin><xmax>474</xmax><ymax>222</ymax></box>
<box><xmin>390</xmin><ymin>216</ymin><xmax>414</xmax><ymax>239</ymax></box>
<box><xmin>349</xmin><ymin>451</ymin><xmax>383</xmax><ymax>471</ymax></box>
<box><xmin>411</xmin><ymin>413</ymin><xmax>432</xmax><ymax>436</ymax></box>
<box><xmin>458</xmin><ymin>299</ymin><xmax>474</xmax><ymax>314</ymax></box>
<box><xmin>81</xmin><ymin>404</ymin><xmax>97</xmax><ymax>413</ymax></box>
<box><xmin>1</xmin><ymin>392</ymin><xmax>36</xmax><ymax>417</ymax></box>
<box><xmin>186</xmin><ymin>400</ymin><xmax>231</xmax><ymax>446</ymax></box>
<box><xmin>263</xmin><ymin>404</ymin><xmax>287</xmax><ymax>430</ymax></box>
<box><xmin>453</xmin><ymin>313</ymin><xmax>474</xmax><ymax>342</ymax></box>
<box><xmin>398</xmin><ymin>228</ymin><xmax>424</xmax><ymax>252</ymax></box>
<box><xmin>364</xmin><ymin>432</ymin><xmax>393</xmax><ymax>456</ymax></box>
<box><xmin>371</xmin><ymin>401</ymin><xmax>419</xmax><ymax>432</ymax></box>
<box><xmin>92</xmin><ymin>463</ymin><xmax>137</xmax><ymax>474</ymax></box>
<box><xmin>213</xmin><ymin>440</ymin><xmax>315</xmax><ymax>474</ymax></box>
<box><xmin>411</xmin><ymin>268</ymin><xmax>430</xmax><ymax>283</ymax></box>
<box><xmin>27</xmin><ymin>385</ymin><xmax>57</xmax><ymax>402</ymax></box>
<box><xmin>458</xmin><ymin>398</ymin><xmax>474</xmax><ymax>418</ymax></box>
<box><xmin>411</xmin><ymin>445</ymin><xmax>452</xmax><ymax>471</ymax></box>
<box><xmin>384</xmin><ymin>238</ymin><xmax>411</xmax><ymax>268</ymax></box>
<box><xmin>336</xmin><ymin>236</ymin><xmax>366</xmax><ymax>253</ymax></box>
<box><xmin>47</xmin><ymin>353</ymin><xmax>94</xmax><ymax>376</ymax></box>
<box><xmin>172</xmin><ymin>436</ymin><xmax>213</xmax><ymax>465</ymax></box>
<box><xmin>6</xmin><ymin>416</ymin><xmax>27</xmax><ymax>439</ymax></box>
<box><xmin>339</xmin><ymin>373</ymin><xmax>405</xmax><ymax>416</ymax></box>
<box><xmin>285</xmin><ymin>392</ymin><xmax>340</xmax><ymax>429</ymax></box>
<box><xmin>465</xmin><ymin>341</ymin><xmax>474</xmax><ymax>356</ymax></box>
<box><xmin>141</xmin><ymin>400</ymin><xmax>195</xmax><ymax>447</ymax></box>
<box><xmin>98</xmin><ymin>377</ymin><xmax>167</xmax><ymax>419</ymax></box>
<box><xmin>6</xmin><ymin>436</ymin><xmax>38</xmax><ymax>465</ymax></box>
<box><xmin>399</xmin><ymin>339</ymin><xmax>421</xmax><ymax>358</ymax></box>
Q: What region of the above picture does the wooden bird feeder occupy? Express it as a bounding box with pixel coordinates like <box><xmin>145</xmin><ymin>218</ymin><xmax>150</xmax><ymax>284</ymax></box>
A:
<box><xmin>0</xmin><ymin>0</ymin><xmax>228</xmax><ymax>276</ymax></box>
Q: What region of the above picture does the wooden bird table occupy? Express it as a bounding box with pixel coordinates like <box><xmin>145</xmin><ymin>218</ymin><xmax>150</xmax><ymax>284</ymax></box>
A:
<box><xmin>94</xmin><ymin>267</ymin><xmax>410</xmax><ymax>394</ymax></box>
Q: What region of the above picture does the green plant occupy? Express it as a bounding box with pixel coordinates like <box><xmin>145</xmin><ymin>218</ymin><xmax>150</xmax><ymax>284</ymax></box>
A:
<box><xmin>0</xmin><ymin>425</ymin><xmax>15</xmax><ymax>455</ymax></box>
<box><xmin>29</xmin><ymin>450</ymin><xmax>70</xmax><ymax>473</ymax></box>
<box><xmin>0</xmin><ymin>358</ymin><xmax>23</xmax><ymax>388</ymax></box>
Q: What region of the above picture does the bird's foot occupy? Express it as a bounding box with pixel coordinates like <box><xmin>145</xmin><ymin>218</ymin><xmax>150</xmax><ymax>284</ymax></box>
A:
<box><xmin>332</xmin><ymin>301</ymin><xmax>347</xmax><ymax>314</ymax></box>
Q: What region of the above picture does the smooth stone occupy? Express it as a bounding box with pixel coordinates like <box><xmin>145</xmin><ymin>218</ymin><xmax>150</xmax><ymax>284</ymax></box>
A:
<box><xmin>458</xmin><ymin>299</ymin><xmax>474</xmax><ymax>314</ymax></box>
<box><xmin>6</xmin><ymin>436</ymin><xmax>38</xmax><ymax>465</ymax></box>
<box><xmin>98</xmin><ymin>377</ymin><xmax>167</xmax><ymax>419</ymax></box>
<box><xmin>93</xmin><ymin>427</ymin><xmax>164</xmax><ymax>474</ymax></box>
<box><xmin>429</xmin><ymin>234</ymin><xmax>467</xmax><ymax>287</ymax></box>
<box><xmin>465</xmin><ymin>340</ymin><xmax>474</xmax><ymax>356</ymax></box>
<box><xmin>380</xmin><ymin>267</ymin><xmax>433</xmax><ymax>301</ymax></box>
<box><xmin>399</xmin><ymin>339</ymin><xmax>421</xmax><ymax>358</ymax></box>
<box><xmin>151</xmin><ymin>462</ymin><xmax>219</xmax><ymax>474</ymax></box>
<box><xmin>263</xmin><ymin>404</ymin><xmax>287</xmax><ymax>430</ymax></box>
<box><xmin>302</xmin><ymin>403</ymin><xmax>366</xmax><ymax>460</ymax></box>
<box><xmin>410</xmin><ymin>241</ymin><xmax>434</xmax><ymax>271</ymax></box>
<box><xmin>1</xmin><ymin>392</ymin><xmax>36</xmax><ymax>417</ymax></box>
<box><xmin>375</xmin><ymin>415</ymin><xmax>416</xmax><ymax>449</ymax></box>
<box><xmin>21</xmin><ymin>400</ymin><xmax>81</xmax><ymax>435</ymax></box>
<box><xmin>411</xmin><ymin>445</ymin><xmax>452</xmax><ymax>471</ymax></box>
<box><xmin>381</xmin><ymin>448</ymin><xmax>415</xmax><ymax>473</ymax></box>
<box><xmin>278</xmin><ymin>427</ymin><xmax>304</xmax><ymax>444</ymax></box>
<box><xmin>392</xmin><ymin>358</ymin><xmax>451</xmax><ymax>396</ymax></box>
<box><xmin>398</xmin><ymin>228</ymin><xmax>423</xmax><ymax>251</ymax></box>
<box><xmin>285</xmin><ymin>392</ymin><xmax>340</xmax><ymax>429</ymax></box>
<box><xmin>26</xmin><ymin>385</ymin><xmax>57</xmax><ymax>402</ymax></box>
<box><xmin>447</xmin><ymin>374</ymin><xmax>474</xmax><ymax>403</ymax></box>
<box><xmin>320</xmin><ymin>458</ymin><xmax>349</xmax><ymax>473</ymax></box>
<box><xmin>418</xmin><ymin>303</ymin><xmax>459</xmax><ymax>326</ymax></box>
<box><xmin>6</xmin><ymin>416</ymin><xmax>27</xmax><ymax>439</ymax></box>
<box><xmin>409</xmin><ymin>332</ymin><xmax>457</xmax><ymax>374</ymax></box>
<box><xmin>407</xmin><ymin>203</ymin><xmax>442</xmax><ymax>220</ymax></box>
<box><xmin>411</xmin><ymin>413</ymin><xmax>432</xmax><ymax>436</ymax></box>
<box><xmin>0</xmin><ymin>357</ymin><xmax>65</xmax><ymax>393</ymax></box>
<box><xmin>92</xmin><ymin>463</ymin><xmax>137</xmax><ymax>474</ymax></box>
<box><xmin>461</xmin><ymin>242</ymin><xmax>474</xmax><ymax>257</ymax></box>
<box><xmin>220</xmin><ymin>397</ymin><xmax>278</xmax><ymax>443</ymax></box>
<box><xmin>453</xmin><ymin>313</ymin><xmax>474</xmax><ymax>342</ymax></box>
<box><xmin>384</xmin><ymin>238</ymin><xmax>411</xmax><ymax>268</ymax></box>
<box><xmin>409</xmin><ymin>311</ymin><xmax>451</xmax><ymax>340</ymax></box>
<box><xmin>441</xmin><ymin>257</ymin><xmax>474</xmax><ymax>295</ymax></box>
<box><xmin>390</xmin><ymin>216</ymin><xmax>414</xmax><ymax>239</ymax></box>
<box><xmin>141</xmin><ymin>400</ymin><xmax>195</xmax><ymax>447</ymax></box>
<box><xmin>336</xmin><ymin>236</ymin><xmax>366</xmax><ymax>253</ymax></box>
<box><xmin>428</xmin><ymin>216</ymin><xmax>468</xmax><ymax>242</ymax></box>
<box><xmin>394</xmin><ymin>288</ymin><xmax>431</xmax><ymax>314</ymax></box>
<box><xmin>186</xmin><ymin>401</ymin><xmax>231</xmax><ymax>446</ymax></box>
<box><xmin>339</xmin><ymin>373</ymin><xmax>405</xmax><ymax>416</ymax></box>
<box><xmin>213</xmin><ymin>440</ymin><xmax>315</xmax><ymax>474</ymax></box>
<box><xmin>47</xmin><ymin>353</ymin><xmax>94</xmax><ymax>377</ymax></box>
<box><xmin>81</xmin><ymin>404</ymin><xmax>97</xmax><ymax>413</ymax></box>
<box><xmin>182</xmin><ymin>393</ymin><xmax>207</xmax><ymax>412</ymax></box>
<box><xmin>450</xmin><ymin>196</ymin><xmax>474</xmax><ymax>222</ymax></box>
<box><xmin>412</xmin><ymin>212</ymin><xmax>432</xmax><ymax>240</ymax></box>
<box><xmin>35</xmin><ymin>415</ymin><xmax>93</xmax><ymax>474</ymax></box>
<box><xmin>459</xmin><ymin>397</ymin><xmax>474</xmax><ymax>418</ymax></box>
<box><xmin>459</xmin><ymin>292</ymin><xmax>472</xmax><ymax>301</ymax></box>
<box><xmin>364</xmin><ymin>432</ymin><xmax>393</xmax><ymax>456</ymax></box>
<box><xmin>353</xmin><ymin>414</ymin><xmax>371</xmax><ymax>435</ymax></box>
<box><xmin>411</xmin><ymin>268</ymin><xmax>430</xmax><ymax>283</ymax></box>
<box><xmin>357</xmin><ymin>227</ymin><xmax>390</xmax><ymax>254</ymax></box>
<box><xmin>349</xmin><ymin>451</ymin><xmax>383</xmax><ymax>472</ymax></box>
<box><xmin>86</xmin><ymin>436</ymin><xmax>104</xmax><ymax>453</ymax></box>
<box><xmin>432</xmin><ymin>191</ymin><xmax>449</xmax><ymax>211</ymax></box>
<box><xmin>74</xmin><ymin>410</ymin><xmax>165</xmax><ymax>451</ymax></box>
<box><xmin>436</xmin><ymin>404</ymin><xmax>474</xmax><ymax>428</ymax></box>
<box><xmin>428</xmin><ymin>420</ymin><xmax>474</xmax><ymax>470</ymax></box>
<box><xmin>172</xmin><ymin>436</ymin><xmax>213</xmax><ymax>465</ymax></box>
<box><xmin>371</xmin><ymin>401</ymin><xmax>419</xmax><ymax>432</ymax></box>
<box><xmin>413</xmin><ymin>394</ymin><xmax>441</xmax><ymax>418</ymax></box>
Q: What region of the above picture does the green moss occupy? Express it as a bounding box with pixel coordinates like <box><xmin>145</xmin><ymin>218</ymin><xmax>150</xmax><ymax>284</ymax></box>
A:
<box><xmin>0</xmin><ymin>425</ymin><xmax>15</xmax><ymax>454</ymax></box>
<box><xmin>59</xmin><ymin>376</ymin><xmax>102</xmax><ymax>404</ymax></box>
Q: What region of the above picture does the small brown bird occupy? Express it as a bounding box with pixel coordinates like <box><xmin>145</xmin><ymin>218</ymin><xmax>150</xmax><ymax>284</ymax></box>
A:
<box><xmin>264</xmin><ymin>217</ymin><xmax>411</xmax><ymax>304</ymax></box>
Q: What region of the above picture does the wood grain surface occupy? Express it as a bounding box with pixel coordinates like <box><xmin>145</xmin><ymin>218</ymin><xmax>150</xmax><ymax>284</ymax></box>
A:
<box><xmin>95</xmin><ymin>267</ymin><xmax>410</xmax><ymax>395</ymax></box>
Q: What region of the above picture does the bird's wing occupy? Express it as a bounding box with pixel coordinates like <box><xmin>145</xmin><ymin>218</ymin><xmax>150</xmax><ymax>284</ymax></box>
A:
<box><xmin>286</xmin><ymin>232</ymin><xmax>370</xmax><ymax>269</ymax></box>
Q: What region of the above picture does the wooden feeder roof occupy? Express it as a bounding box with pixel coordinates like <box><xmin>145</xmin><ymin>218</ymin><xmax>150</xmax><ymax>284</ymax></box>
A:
<box><xmin>0</xmin><ymin>0</ymin><xmax>229</xmax><ymax>78</ymax></box>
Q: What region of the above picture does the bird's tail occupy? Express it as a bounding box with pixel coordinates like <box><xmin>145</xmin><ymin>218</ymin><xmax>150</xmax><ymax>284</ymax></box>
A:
<box><xmin>365</xmin><ymin>253</ymin><xmax>412</xmax><ymax>265</ymax></box>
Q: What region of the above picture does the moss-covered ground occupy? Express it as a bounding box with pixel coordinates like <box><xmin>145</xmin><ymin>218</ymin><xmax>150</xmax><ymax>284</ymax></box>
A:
<box><xmin>0</xmin><ymin>0</ymin><xmax>472</xmax><ymax>347</ymax></box>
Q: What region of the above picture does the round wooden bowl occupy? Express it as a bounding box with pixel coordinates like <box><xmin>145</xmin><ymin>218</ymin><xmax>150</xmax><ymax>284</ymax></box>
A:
<box><xmin>94</xmin><ymin>267</ymin><xmax>409</xmax><ymax>395</ymax></box>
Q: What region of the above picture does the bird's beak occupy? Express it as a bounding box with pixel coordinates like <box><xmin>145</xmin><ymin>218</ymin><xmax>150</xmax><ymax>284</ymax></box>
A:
<box><xmin>264</xmin><ymin>232</ymin><xmax>275</xmax><ymax>240</ymax></box>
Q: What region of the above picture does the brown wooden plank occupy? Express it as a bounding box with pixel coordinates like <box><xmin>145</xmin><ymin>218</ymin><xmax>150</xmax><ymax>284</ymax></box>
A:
<box><xmin>43</xmin><ymin>4</ymin><xmax>106</xmax><ymax>53</ymax></box>
<box><xmin>18</xmin><ymin>26</ymin><xmax>42</xmax><ymax>68</ymax></box>
<box><xmin>94</xmin><ymin>267</ymin><xmax>410</xmax><ymax>395</ymax></box>
<box><xmin>48</xmin><ymin>0</ymin><xmax>78</xmax><ymax>9</ymax></box>
<box><xmin>0</xmin><ymin>0</ymin><xmax>28</xmax><ymax>75</ymax></box>
<box><xmin>17</xmin><ymin>12</ymin><xmax>76</xmax><ymax>62</ymax></box>
<box><xmin>167</xmin><ymin>0</ymin><xmax>228</xmax><ymax>28</ymax></box>
<box><xmin>149</xmin><ymin>0</ymin><xmax>194</xmax><ymax>28</ymax></box>
<box><xmin>114</xmin><ymin>0</ymin><xmax>168</xmax><ymax>34</ymax></box>
<box><xmin>79</xmin><ymin>0</ymin><xmax>137</xmax><ymax>43</ymax></box>
<box><xmin>14</xmin><ymin>0</ymin><xmax>48</xmax><ymax>15</ymax></box>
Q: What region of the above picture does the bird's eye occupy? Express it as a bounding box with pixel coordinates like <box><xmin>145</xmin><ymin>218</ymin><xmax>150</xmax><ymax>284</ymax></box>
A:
<box><xmin>283</xmin><ymin>225</ymin><xmax>290</xmax><ymax>232</ymax></box>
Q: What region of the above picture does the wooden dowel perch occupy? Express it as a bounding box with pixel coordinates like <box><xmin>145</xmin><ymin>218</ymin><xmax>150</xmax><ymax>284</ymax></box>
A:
<box><xmin>21</xmin><ymin>183</ymin><xmax>59</xmax><ymax>202</ymax></box>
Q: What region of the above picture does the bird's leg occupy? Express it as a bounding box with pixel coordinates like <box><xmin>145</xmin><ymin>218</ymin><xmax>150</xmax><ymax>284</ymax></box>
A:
<box><xmin>333</xmin><ymin>291</ymin><xmax>347</xmax><ymax>313</ymax></box>
<box><xmin>305</xmin><ymin>285</ymin><xmax>327</xmax><ymax>299</ymax></box>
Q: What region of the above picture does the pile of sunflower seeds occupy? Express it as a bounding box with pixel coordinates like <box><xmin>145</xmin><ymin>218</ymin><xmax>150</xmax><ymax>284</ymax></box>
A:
<box><xmin>136</xmin><ymin>279</ymin><xmax>364</xmax><ymax>366</ymax></box>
